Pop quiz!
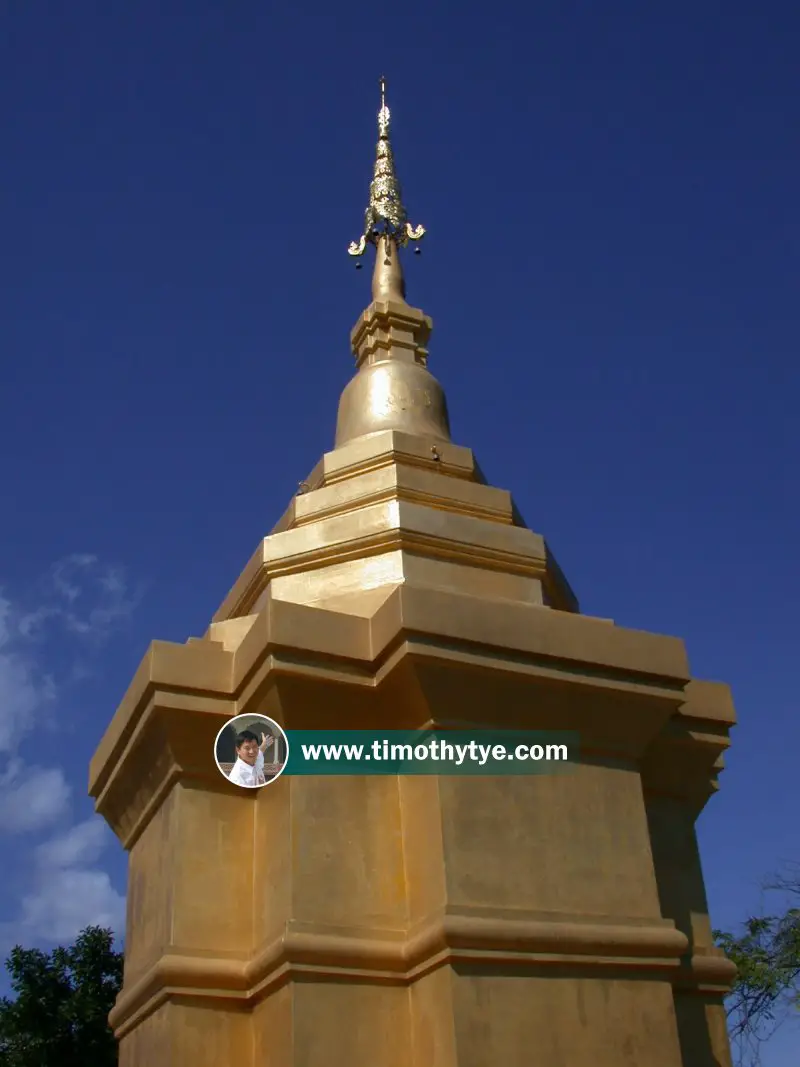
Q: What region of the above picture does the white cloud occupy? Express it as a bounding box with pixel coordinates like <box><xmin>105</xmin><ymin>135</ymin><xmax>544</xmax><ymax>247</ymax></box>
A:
<box><xmin>16</xmin><ymin>605</ymin><xmax>62</xmax><ymax>638</ymax></box>
<box><xmin>0</xmin><ymin>557</ymin><xmax>137</xmax><ymax>947</ymax></box>
<box><xmin>9</xmin><ymin>818</ymin><xmax>127</xmax><ymax>943</ymax></box>
<box><xmin>0</xmin><ymin>650</ymin><xmax>42</xmax><ymax>754</ymax></box>
<box><xmin>18</xmin><ymin>554</ymin><xmax>140</xmax><ymax>645</ymax></box>
<box><xmin>51</xmin><ymin>554</ymin><xmax>95</xmax><ymax>603</ymax></box>
<box><xmin>0</xmin><ymin>761</ymin><xmax>71</xmax><ymax>832</ymax></box>
<box><xmin>0</xmin><ymin>595</ymin><xmax>11</xmax><ymax>645</ymax></box>
<box><xmin>0</xmin><ymin>641</ymin><xmax>56</xmax><ymax>758</ymax></box>
<box><xmin>51</xmin><ymin>555</ymin><xmax>139</xmax><ymax>642</ymax></box>
<box><xmin>0</xmin><ymin>555</ymin><xmax>136</xmax><ymax>757</ymax></box>
<box><xmin>19</xmin><ymin>867</ymin><xmax>125</xmax><ymax>944</ymax></box>
<box><xmin>37</xmin><ymin>816</ymin><xmax>109</xmax><ymax>869</ymax></box>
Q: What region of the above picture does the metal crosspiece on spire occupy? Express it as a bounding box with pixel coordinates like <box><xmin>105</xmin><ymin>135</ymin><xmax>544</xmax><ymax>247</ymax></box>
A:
<box><xmin>348</xmin><ymin>77</ymin><xmax>426</xmax><ymax>257</ymax></box>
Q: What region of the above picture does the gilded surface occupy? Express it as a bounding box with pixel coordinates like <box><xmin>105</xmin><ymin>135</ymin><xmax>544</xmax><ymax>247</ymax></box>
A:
<box><xmin>348</xmin><ymin>78</ymin><xmax>425</xmax><ymax>256</ymax></box>
<box><xmin>91</xmin><ymin>71</ymin><xmax>736</xmax><ymax>1067</ymax></box>
<box><xmin>335</xmin><ymin>360</ymin><xmax>451</xmax><ymax>446</ymax></box>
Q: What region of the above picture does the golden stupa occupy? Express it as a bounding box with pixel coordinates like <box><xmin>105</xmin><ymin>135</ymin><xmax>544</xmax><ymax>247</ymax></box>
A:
<box><xmin>90</xmin><ymin>79</ymin><xmax>737</xmax><ymax>1067</ymax></box>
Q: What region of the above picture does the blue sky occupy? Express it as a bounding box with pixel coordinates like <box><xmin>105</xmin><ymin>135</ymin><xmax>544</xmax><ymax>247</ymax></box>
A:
<box><xmin>0</xmin><ymin>1</ymin><xmax>797</xmax><ymax>1060</ymax></box>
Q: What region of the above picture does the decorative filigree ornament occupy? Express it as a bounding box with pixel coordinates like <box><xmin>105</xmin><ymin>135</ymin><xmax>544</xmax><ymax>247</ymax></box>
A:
<box><xmin>348</xmin><ymin>77</ymin><xmax>426</xmax><ymax>257</ymax></box>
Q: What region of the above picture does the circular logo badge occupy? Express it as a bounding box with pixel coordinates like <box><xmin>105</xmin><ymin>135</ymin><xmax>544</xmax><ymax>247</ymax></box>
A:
<box><xmin>214</xmin><ymin>714</ymin><xmax>289</xmax><ymax>789</ymax></box>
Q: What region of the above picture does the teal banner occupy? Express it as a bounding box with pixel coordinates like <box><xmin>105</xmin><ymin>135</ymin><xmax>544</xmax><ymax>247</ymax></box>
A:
<box><xmin>282</xmin><ymin>730</ymin><xmax>579</xmax><ymax>775</ymax></box>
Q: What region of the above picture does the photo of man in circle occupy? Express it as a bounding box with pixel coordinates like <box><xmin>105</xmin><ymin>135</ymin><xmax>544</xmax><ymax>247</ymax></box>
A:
<box><xmin>215</xmin><ymin>714</ymin><xmax>288</xmax><ymax>788</ymax></box>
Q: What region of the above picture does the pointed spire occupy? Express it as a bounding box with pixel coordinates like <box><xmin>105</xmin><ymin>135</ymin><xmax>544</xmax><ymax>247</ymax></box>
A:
<box><xmin>348</xmin><ymin>77</ymin><xmax>425</xmax><ymax>259</ymax></box>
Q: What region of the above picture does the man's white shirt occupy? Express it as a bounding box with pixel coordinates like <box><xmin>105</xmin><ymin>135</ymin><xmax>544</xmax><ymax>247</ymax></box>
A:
<box><xmin>228</xmin><ymin>757</ymin><xmax>265</xmax><ymax>788</ymax></box>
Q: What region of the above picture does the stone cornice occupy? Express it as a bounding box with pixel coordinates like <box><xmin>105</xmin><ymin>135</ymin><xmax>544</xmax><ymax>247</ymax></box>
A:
<box><xmin>93</xmin><ymin>587</ymin><xmax>692</xmax><ymax>805</ymax></box>
<box><xmin>213</xmin><ymin>501</ymin><xmax>572</xmax><ymax>622</ymax></box>
<box><xmin>641</xmin><ymin>680</ymin><xmax>736</xmax><ymax>812</ymax></box>
<box><xmin>350</xmin><ymin>299</ymin><xmax>432</xmax><ymax>369</ymax></box>
<box><xmin>213</xmin><ymin>429</ymin><xmax>580</xmax><ymax>624</ymax></box>
<box><xmin>88</xmin><ymin>642</ymin><xmax>234</xmax><ymax>801</ymax></box>
<box><xmin>90</xmin><ymin>586</ymin><xmax>698</xmax><ymax>849</ymax></box>
<box><xmin>108</xmin><ymin>908</ymin><xmax>736</xmax><ymax>1038</ymax></box>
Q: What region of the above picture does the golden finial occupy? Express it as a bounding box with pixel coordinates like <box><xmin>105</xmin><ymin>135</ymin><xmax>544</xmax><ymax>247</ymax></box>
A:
<box><xmin>348</xmin><ymin>77</ymin><xmax>425</xmax><ymax>257</ymax></box>
<box><xmin>378</xmin><ymin>75</ymin><xmax>390</xmax><ymax>136</ymax></box>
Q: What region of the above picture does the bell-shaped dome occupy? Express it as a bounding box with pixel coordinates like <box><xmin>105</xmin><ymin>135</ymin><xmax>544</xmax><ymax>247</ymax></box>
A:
<box><xmin>336</xmin><ymin>235</ymin><xmax>451</xmax><ymax>447</ymax></box>
<box><xmin>335</xmin><ymin>357</ymin><xmax>450</xmax><ymax>447</ymax></box>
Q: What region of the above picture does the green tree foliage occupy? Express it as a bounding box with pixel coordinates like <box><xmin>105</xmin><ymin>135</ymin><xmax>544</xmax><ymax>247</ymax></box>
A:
<box><xmin>715</xmin><ymin>868</ymin><xmax>800</xmax><ymax>1065</ymax></box>
<box><xmin>0</xmin><ymin>926</ymin><xmax>122</xmax><ymax>1067</ymax></box>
